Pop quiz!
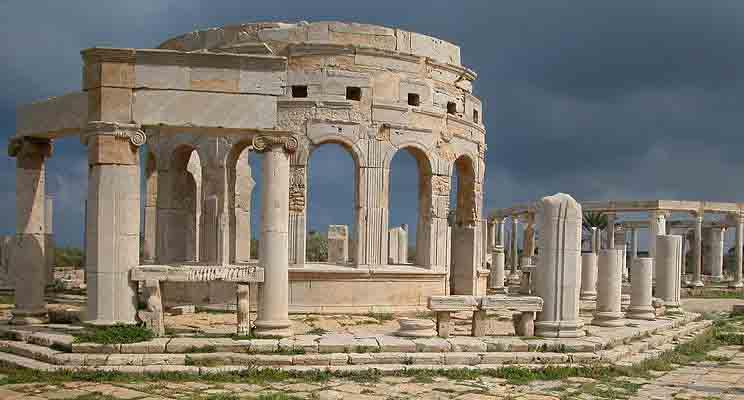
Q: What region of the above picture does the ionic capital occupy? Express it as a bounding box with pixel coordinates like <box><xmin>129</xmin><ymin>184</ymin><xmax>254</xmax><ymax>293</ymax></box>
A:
<box><xmin>252</xmin><ymin>134</ymin><xmax>298</xmax><ymax>154</ymax></box>
<box><xmin>8</xmin><ymin>136</ymin><xmax>52</xmax><ymax>169</ymax></box>
<box><xmin>82</xmin><ymin>121</ymin><xmax>146</xmax><ymax>147</ymax></box>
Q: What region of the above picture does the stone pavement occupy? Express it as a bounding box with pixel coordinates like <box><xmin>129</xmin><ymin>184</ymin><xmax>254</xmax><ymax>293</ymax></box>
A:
<box><xmin>0</xmin><ymin>344</ymin><xmax>741</xmax><ymax>399</ymax></box>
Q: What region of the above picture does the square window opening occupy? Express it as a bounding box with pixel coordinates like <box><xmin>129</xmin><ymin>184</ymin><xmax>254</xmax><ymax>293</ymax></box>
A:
<box><xmin>292</xmin><ymin>85</ymin><xmax>308</xmax><ymax>98</ymax></box>
<box><xmin>346</xmin><ymin>87</ymin><xmax>362</xmax><ymax>101</ymax></box>
<box><xmin>447</xmin><ymin>101</ymin><xmax>457</xmax><ymax>115</ymax></box>
<box><xmin>408</xmin><ymin>93</ymin><xmax>420</xmax><ymax>106</ymax></box>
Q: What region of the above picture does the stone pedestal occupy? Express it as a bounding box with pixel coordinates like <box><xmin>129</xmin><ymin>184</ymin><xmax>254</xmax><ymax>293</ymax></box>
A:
<box><xmin>84</xmin><ymin>125</ymin><xmax>143</xmax><ymax>325</ymax></box>
<box><xmin>534</xmin><ymin>193</ymin><xmax>584</xmax><ymax>338</ymax></box>
<box><xmin>592</xmin><ymin>249</ymin><xmax>625</xmax><ymax>327</ymax></box>
<box><xmin>627</xmin><ymin>257</ymin><xmax>655</xmax><ymax>320</ymax></box>
<box><xmin>395</xmin><ymin>318</ymin><xmax>436</xmax><ymax>338</ymax></box>
<box><xmin>328</xmin><ymin>225</ymin><xmax>349</xmax><ymax>264</ymax></box>
<box><xmin>489</xmin><ymin>245</ymin><xmax>506</xmax><ymax>293</ymax></box>
<box><xmin>580</xmin><ymin>253</ymin><xmax>598</xmax><ymax>301</ymax></box>
<box><xmin>8</xmin><ymin>137</ymin><xmax>52</xmax><ymax>325</ymax></box>
<box><xmin>253</xmin><ymin>135</ymin><xmax>295</xmax><ymax>338</ymax></box>
<box><xmin>655</xmin><ymin>235</ymin><xmax>683</xmax><ymax>311</ymax></box>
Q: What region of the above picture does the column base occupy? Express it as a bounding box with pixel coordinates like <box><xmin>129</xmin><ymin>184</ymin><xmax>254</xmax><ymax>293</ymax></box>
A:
<box><xmin>729</xmin><ymin>280</ymin><xmax>744</xmax><ymax>288</ymax></box>
<box><xmin>591</xmin><ymin>311</ymin><xmax>626</xmax><ymax>327</ymax></box>
<box><xmin>9</xmin><ymin>309</ymin><xmax>47</xmax><ymax>325</ymax></box>
<box><xmin>253</xmin><ymin>320</ymin><xmax>293</xmax><ymax>338</ymax></box>
<box><xmin>534</xmin><ymin>320</ymin><xmax>585</xmax><ymax>338</ymax></box>
<box><xmin>626</xmin><ymin>306</ymin><xmax>656</xmax><ymax>321</ymax></box>
<box><xmin>580</xmin><ymin>292</ymin><xmax>597</xmax><ymax>301</ymax></box>
<box><xmin>489</xmin><ymin>286</ymin><xmax>508</xmax><ymax>294</ymax></box>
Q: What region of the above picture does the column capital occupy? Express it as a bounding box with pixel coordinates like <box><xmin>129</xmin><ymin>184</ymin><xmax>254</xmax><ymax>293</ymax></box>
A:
<box><xmin>8</xmin><ymin>137</ymin><xmax>52</xmax><ymax>167</ymax></box>
<box><xmin>690</xmin><ymin>210</ymin><xmax>704</xmax><ymax>222</ymax></box>
<box><xmin>252</xmin><ymin>134</ymin><xmax>298</xmax><ymax>154</ymax></box>
<box><xmin>82</xmin><ymin>121</ymin><xmax>146</xmax><ymax>147</ymax></box>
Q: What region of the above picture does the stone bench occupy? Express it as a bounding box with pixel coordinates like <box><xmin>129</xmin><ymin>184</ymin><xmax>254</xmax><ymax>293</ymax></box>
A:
<box><xmin>428</xmin><ymin>294</ymin><xmax>543</xmax><ymax>338</ymax></box>
<box><xmin>130</xmin><ymin>264</ymin><xmax>264</xmax><ymax>337</ymax></box>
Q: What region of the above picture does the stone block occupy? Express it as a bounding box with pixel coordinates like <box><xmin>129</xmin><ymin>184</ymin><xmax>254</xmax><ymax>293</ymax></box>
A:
<box><xmin>170</xmin><ymin>305</ymin><xmax>195</xmax><ymax>315</ymax></box>
<box><xmin>409</xmin><ymin>353</ymin><xmax>444</xmax><ymax>365</ymax></box>
<box><xmin>412</xmin><ymin>338</ymin><xmax>451</xmax><ymax>352</ymax></box>
<box><xmin>16</xmin><ymin>91</ymin><xmax>88</xmax><ymax>137</ymax></box>
<box><xmin>447</xmin><ymin>337</ymin><xmax>487</xmax><ymax>352</ymax></box>
<box><xmin>377</xmin><ymin>336</ymin><xmax>415</xmax><ymax>352</ymax></box>
<box><xmin>444</xmin><ymin>352</ymin><xmax>481</xmax><ymax>365</ymax></box>
<box><xmin>248</xmin><ymin>339</ymin><xmax>279</xmax><ymax>353</ymax></box>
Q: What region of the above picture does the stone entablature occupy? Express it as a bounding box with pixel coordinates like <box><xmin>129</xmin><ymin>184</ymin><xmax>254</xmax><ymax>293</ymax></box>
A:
<box><xmin>492</xmin><ymin>200</ymin><xmax>744</xmax><ymax>219</ymax></box>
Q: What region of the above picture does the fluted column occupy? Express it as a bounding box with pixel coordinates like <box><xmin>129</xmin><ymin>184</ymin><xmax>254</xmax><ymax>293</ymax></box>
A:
<box><xmin>253</xmin><ymin>135</ymin><xmax>296</xmax><ymax>338</ymax></box>
<box><xmin>509</xmin><ymin>217</ymin><xmax>519</xmax><ymax>278</ymax></box>
<box><xmin>656</xmin><ymin>234</ymin><xmax>683</xmax><ymax>311</ymax></box>
<box><xmin>490</xmin><ymin>245</ymin><xmax>506</xmax><ymax>293</ymax></box>
<box><xmin>649</xmin><ymin>210</ymin><xmax>667</xmax><ymax>278</ymax></box>
<box><xmin>732</xmin><ymin>214</ymin><xmax>744</xmax><ymax>288</ymax></box>
<box><xmin>288</xmin><ymin>163</ymin><xmax>306</xmax><ymax>266</ymax></box>
<box><xmin>83</xmin><ymin>123</ymin><xmax>144</xmax><ymax>325</ymax></box>
<box><xmin>691</xmin><ymin>212</ymin><xmax>704</xmax><ymax>287</ymax></box>
<box><xmin>534</xmin><ymin>193</ymin><xmax>584</xmax><ymax>338</ymax></box>
<box><xmin>8</xmin><ymin>137</ymin><xmax>52</xmax><ymax>324</ymax></box>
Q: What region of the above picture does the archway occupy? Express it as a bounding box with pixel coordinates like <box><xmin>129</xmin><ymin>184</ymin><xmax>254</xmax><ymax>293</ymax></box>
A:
<box><xmin>388</xmin><ymin>147</ymin><xmax>433</xmax><ymax>266</ymax></box>
<box><xmin>159</xmin><ymin>146</ymin><xmax>201</xmax><ymax>263</ymax></box>
<box><xmin>307</xmin><ymin>143</ymin><xmax>358</xmax><ymax>264</ymax></box>
<box><xmin>449</xmin><ymin>154</ymin><xmax>478</xmax><ymax>295</ymax></box>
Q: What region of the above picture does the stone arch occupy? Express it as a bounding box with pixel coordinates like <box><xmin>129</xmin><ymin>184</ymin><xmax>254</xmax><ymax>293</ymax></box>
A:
<box><xmin>449</xmin><ymin>152</ymin><xmax>480</xmax><ymax>295</ymax></box>
<box><xmin>386</xmin><ymin>145</ymin><xmax>435</xmax><ymax>266</ymax></box>
<box><xmin>157</xmin><ymin>144</ymin><xmax>201</xmax><ymax>263</ymax></box>
<box><xmin>306</xmin><ymin>140</ymin><xmax>361</xmax><ymax>264</ymax></box>
<box><xmin>225</xmin><ymin>139</ymin><xmax>256</xmax><ymax>264</ymax></box>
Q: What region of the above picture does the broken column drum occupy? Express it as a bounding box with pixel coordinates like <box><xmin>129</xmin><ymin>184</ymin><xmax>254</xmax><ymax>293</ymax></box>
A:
<box><xmin>655</xmin><ymin>234</ymin><xmax>683</xmax><ymax>311</ymax></box>
<box><xmin>592</xmin><ymin>249</ymin><xmax>625</xmax><ymax>327</ymax></box>
<box><xmin>580</xmin><ymin>252</ymin><xmax>598</xmax><ymax>301</ymax></box>
<box><xmin>627</xmin><ymin>257</ymin><xmax>655</xmax><ymax>320</ymax></box>
<box><xmin>534</xmin><ymin>193</ymin><xmax>585</xmax><ymax>338</ymax></box>
<box><xmin>490</xmin><ymin>245</ymin><xmax>506</xmax><ymax>293</ymax></box>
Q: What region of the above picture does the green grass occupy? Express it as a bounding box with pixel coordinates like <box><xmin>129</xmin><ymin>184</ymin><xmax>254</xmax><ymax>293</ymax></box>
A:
<box><xmin>305</xmin><ymin>327</ymin><xmax>329</xmax><ymax>336</ymax></box>
<box><xmin>73</xmin><ymin>324</ymin><xmax>154</xmax><ymax>345</ymax></box>
<box><xmin>365</xmin><ymin>312</ymin><xmax>395</xmax><ymax>322</ymax></box>
<box><xmin>682</xmin><ymin>288</ymin><xmax>744</xmax><ymax>299</ymax></box>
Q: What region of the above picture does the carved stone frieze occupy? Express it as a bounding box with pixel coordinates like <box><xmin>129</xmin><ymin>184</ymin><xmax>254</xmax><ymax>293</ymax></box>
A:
<box><xmin>82</xmin><ymin>121</ymin><xmax>147</xmax><ymax>147</ymax></box>
<box><xmin>432</xmin><ymin>175</ymin><xmax>450</xmax><ymax>196</ymax></box>
<box><xmin>289</xmin><ymin>166</ymin><xmax>306</xmax><ymax>213</ymax></box>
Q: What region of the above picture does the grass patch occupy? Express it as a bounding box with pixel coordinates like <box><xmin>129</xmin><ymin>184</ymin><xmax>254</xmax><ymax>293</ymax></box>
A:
<box><xmin>255</xmin><ymin>394</ymin><xmax>304</xmax><ymax>400</ymax></box>
<box><xmin>73</xmin><ymin>324</ymin><xmax>154</xmax><ymax>345</ymax></box>
<box><xmin>683</xmin><ymin>289</ymin><xmax>744</xmax><ymax>299</ymax></box>
<box><xmin>305</xmin><ymin>327</ymin><xmax>329</xmax><ymax>336</ymax></box>
<box><xmin>184</xmin><ymin>345</ymin><xmax>217</xmax><ymax>353</ymax></box>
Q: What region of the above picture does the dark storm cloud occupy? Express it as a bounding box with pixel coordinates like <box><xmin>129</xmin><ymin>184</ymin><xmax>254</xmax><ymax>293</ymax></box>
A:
<box><xmin>1</xmin><ymin>0</ymin><xmax>744</xmax><ymax>245</ymax></box>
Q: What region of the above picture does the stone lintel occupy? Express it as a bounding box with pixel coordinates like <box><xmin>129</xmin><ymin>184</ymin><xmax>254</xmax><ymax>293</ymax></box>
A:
<box><xmin>130</xmin><ymin>264</ymin><xmax>264</xmax><ymax>283</ymax></box>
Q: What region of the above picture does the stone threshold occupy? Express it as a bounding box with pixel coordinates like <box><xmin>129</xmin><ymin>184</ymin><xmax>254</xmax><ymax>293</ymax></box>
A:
<box><xmin>0</xmin><ymin>316</ymin><xmax>712</xmax><ymax>371</ymax></box>
<box><xmin>0</xmin><ymin>318</ymin><xmax>713</xmax><ymax>373</ymax></box>
<box><xmin>0</xmin><ymin>312</ymin><xmax>700</xmax><ymax>357</ymax></box>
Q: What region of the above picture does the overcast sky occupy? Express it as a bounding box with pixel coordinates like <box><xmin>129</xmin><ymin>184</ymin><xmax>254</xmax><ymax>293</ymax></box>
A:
<box><xmin>1</xmin><ymin>0</ymin><xmax>743</xmax><ymax>248</ymax></box>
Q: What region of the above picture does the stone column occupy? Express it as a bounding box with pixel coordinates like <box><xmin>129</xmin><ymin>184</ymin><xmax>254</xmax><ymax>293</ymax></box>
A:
<box><xmin>487</xmin><ymin>219</ymin><xmax>497</xmax><ymax>250</ymax></box>
<box><xmin>627</xmin><ymin>257</ymin><xmax>655</xmax><ymax>320</ymax></box>
<box><xmin>490</xmin><ymin>245</ymin><xmax>506</xmax><ymax>293</ymax></box>
<box><xmin>399</xmin><ymin>224</ymin><xmax>408</xmax><ymax>263</ymax></box>
<box><xmin>630</xmin><ymin>228</ymin><xmax>638</xmax><ymax>260</ymax></box>
<box><xmin>590</xmin><ymin>227</ymin><xmax>598</xmax><ymax>253</ymax></box>
<box><xmin>200</xmin><ymin>162</ymin><xmax>229</xmax><ymax>266</ymax></box>
<box><xmin>534</xmin><ymin>193</ymin><xmax>584</xmax><ymax>338</ymax></box>
<box><xmin>497</xmin><ymin>218</ymin><xmax>506</xmax><ymax>246</ymax></box>
<box><xmin>732</xmin><ymin>214</ymin><xmax>744</xmax><ymax>288</ymax></box>
<box><xmin>523</xmin><ymin>213</ymin><xmax>536</xmax><ymax>260</ymax></box>
<box><xmin>356</xmin><ymin>141</ymin><xmax>389</xmax><ymax>267</ymax></box>
<box><xmin>253</xmin><ymin>135</ymin><xmax>296</xmax><ymax>338</ymax></box>
<box><xmin>705</xmin><ymin>227</ymin><xmax>725</xmax><ymax>281</ymax></box>
<box><xmin>648</xmin><ymin>210</ymin><xmax>667</xmax><ymax>278</ymax></box>
<box><xmin>580</xmin><ymin>253</ymin><xmax>598</xmax><ymax>300</ymax></box>
<box><xmin>236</xmin><ymin>284</ymin><xmax>251</xmax><ymax>336</ymax></box>
<box><xmin>288</xmin><ymin>164</ymin><xmax>307</xmax><ymax>266</ymax></box>
<box><xmin>592</xmin><ymin>249</ymin><xmax>625</xmax><ymax>327</ymax></box>
<box><xmin>44</xmin><ymin>196</ymin><xmax>55</xmax><ymax>286</ymax></box>
<box><xmin>509</xmin><ymin>217</ymin><xmax>520</xmax><ymax>278</ymax></box>
<box><xmin>655</xmin><ymin>234</ymin><xmax>682</xmax><ymax>311</ymax></box>
<box><xmin>232</xmin><ymin>151</ymin><xmax>254</xmax><ymax>263</ymax></box>
<box><xmin>8</xmin><ymin>137</ymin><xmax>52</xmax><ymax>324</ymax></box>
<box><xmin>328</xmin><ymin>225</ymin><xmax>349</xmax><ymax>264</ymax></box>
<box><xmin>606</xmin><ymin>213</ymin><xmax>616</xmax><ymax>249</ymax></box>
<box><xmin>83</xmin><ymin>123</ymin><xmax>144</xmax><ymax>325</ymax></box>
<box><xmin>691</xmin><ymin>212</ymin><xmax>704</xmax><ymax>287</ymax></box>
